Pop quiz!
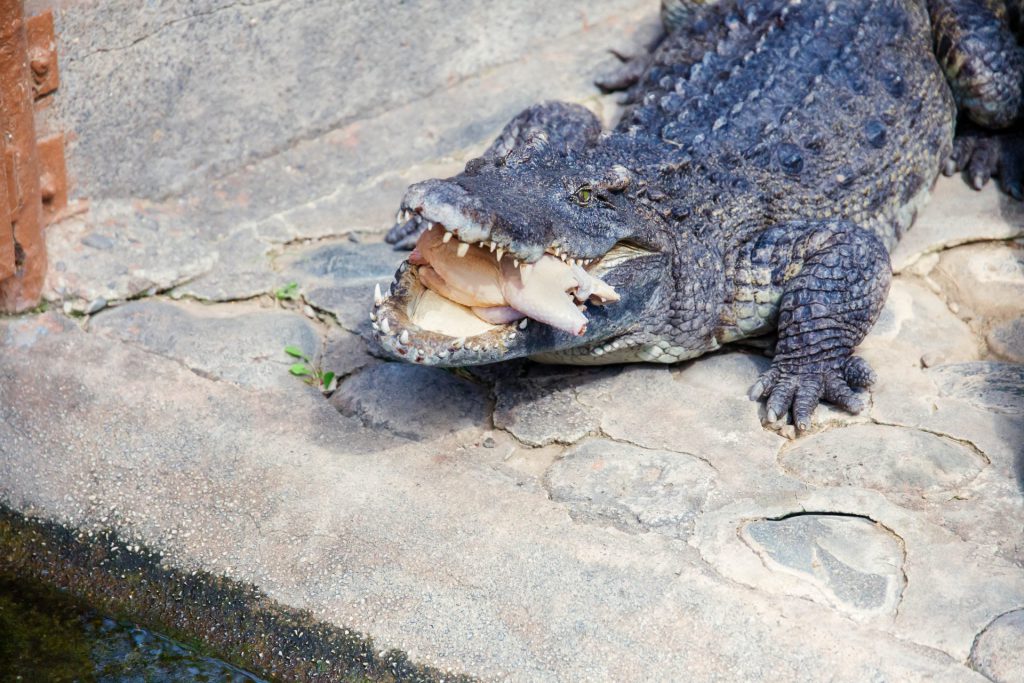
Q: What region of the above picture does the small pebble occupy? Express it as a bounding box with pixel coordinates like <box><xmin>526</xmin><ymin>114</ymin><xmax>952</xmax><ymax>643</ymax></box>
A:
<box><xmin>86</xmin><ymin>297</ymin><xmax>108</xmax><ymax>315</ymax></box>
<box><xmin>482</xmin><ymin>436</ymin><xmax>496</xmax><ymax>449</ymax></box>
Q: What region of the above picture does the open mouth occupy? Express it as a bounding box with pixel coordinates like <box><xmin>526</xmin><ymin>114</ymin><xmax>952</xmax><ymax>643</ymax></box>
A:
<box><xmin>372</xmin><ymin>211</ymin><xmax>645</xmax><ymax>365</ymax></box>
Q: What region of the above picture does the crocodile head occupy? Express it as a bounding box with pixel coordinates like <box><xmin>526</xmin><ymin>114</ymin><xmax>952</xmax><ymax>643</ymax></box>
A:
<box><xmin>372</xmin><ymin>132</ymin><xmax>672</xmax><ymax>366</ymax></box>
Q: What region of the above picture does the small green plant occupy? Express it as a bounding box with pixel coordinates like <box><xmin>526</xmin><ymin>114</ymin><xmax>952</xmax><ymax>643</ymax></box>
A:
<box><xmin>284</xmin><ymin>345</ymin><xmax>335</xmax><ymax>392</ymax></box>
<box><xmin>274</xmin><ymin>281</ymin><xmax>300</xmax><ymax>301</ymax></box>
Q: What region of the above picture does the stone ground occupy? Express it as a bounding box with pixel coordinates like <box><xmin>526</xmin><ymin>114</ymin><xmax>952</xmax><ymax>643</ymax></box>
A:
<box><xmin>3</xmin><ymin>4</ymin><xmax>1024</xmax><ymax>682</ymax></box>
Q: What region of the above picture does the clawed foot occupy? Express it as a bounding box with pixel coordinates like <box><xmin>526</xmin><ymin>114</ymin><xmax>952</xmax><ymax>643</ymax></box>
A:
<box><xmin>943</xmin><ymin>125</ymin><xmax>1024</xmax><ymax>200</ymax></box>
<box><xmin>750</xmin><ymin>356</ymin><xmax>875</xmax><ymax>432</ymax></box>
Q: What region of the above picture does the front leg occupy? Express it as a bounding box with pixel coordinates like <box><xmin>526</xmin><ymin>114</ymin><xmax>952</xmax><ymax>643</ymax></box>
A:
<box><xmin>742</xmin><ymin>221</ymin><xmax>891</xmax><ymax>431</ymax></box>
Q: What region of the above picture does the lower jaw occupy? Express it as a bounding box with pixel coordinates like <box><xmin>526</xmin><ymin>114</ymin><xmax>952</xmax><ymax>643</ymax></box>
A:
<box><xmin>372</xmin><ymin>263</ymin><xmax>526</xmax><ymax>366</ymax></box>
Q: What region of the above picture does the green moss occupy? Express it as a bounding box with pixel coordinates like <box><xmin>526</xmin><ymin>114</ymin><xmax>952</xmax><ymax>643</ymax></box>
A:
<box><xmin>0</xmin><ymin>578</ymin><xmax>94</xmax><ymax>682</ymax></box>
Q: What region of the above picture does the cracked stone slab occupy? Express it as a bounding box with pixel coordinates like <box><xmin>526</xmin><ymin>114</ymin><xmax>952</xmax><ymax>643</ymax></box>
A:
<box><xmin>779</xmin><ymin>424</ymin><xmax>987</xmax><ymax>506</ymax></box>
<box><xmin>988</xmin><ymin>317</ymin><xmax>1024</xmax><ymax>364</ymax></box>
<box><xmin>173</xmin><ymin>227</ymin><xmax>277</xmax><ymax>302</ymax></box>
<box><xmin>0</xmin><ymin>317</ymin><xmax>1006</xmax><ymax>680</ymax></box>
<box><xmin>575</xmin><ymin>352</ymin><xmax>785</xmax><ymax>464</ymax></box>
<box><xmin>545</xmin><ymin>438</ymin><xmax>715</xmax><ymax>540</ymax></box>
<box><xmin>970</xmin><ymin>609</ymin><xmax>1024</xmax><ymax>683</ymax></box>
<box><xmin>322</xmin><ymin>329</ymin><xmax>379</xmax><ymax>382</ymax></box>
<box><xmin>493</xmin><ymin>369</ymin><xmax>602</xmax><ymax>447</ymax></box>
<box><xmin>276</xmin><ymin>238</ymin><xmax>405</xmax><ymax>335</ymax></box>
<box><xmin>928</xmin><ymin>240</ymin><xmax>1024</xmax><ymax>326</ymax></box>
<box><xmin>694</xmin><ymin>489</ymin><xmax>1024</xmax><ymax>656</ymax></box>
<box><xmin>88</xmin><ymin>299</ymin><xmax>323</xmax><ymax>391</ymax></box>
<box><xmin>742</xmin><ymin>514</ymin><xmax>905</xmax><ymax>618</ymax></box>
<box><xmin>927</xmin><ymin>362</ymin><xmax>1024</xmax><ymax>416</ymax></box>
<box><xmin>891</xmin><ymin>177</ymin><xmax>1024</xmax><ymax>272</ymax></box>
<box><xmin>330</xmin><ymin>363</ymin><xmax>489</xmax><ymax>442</ymax></box>
<box><xmin>43</xmin><ymin>201</ymin><xmax>217</xmax><ymax>309</ymax></box>
<box><xmin>52</xmin><ymin>0</ymin><xmax>656</xmax><ymax>201</ymax></box>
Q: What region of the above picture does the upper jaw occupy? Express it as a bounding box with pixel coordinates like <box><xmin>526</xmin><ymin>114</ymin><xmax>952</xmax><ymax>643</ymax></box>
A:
<box><xmin>396</xmin><ymin>179</ymin><xmax>606</xmax><ymax>267</ymax></box>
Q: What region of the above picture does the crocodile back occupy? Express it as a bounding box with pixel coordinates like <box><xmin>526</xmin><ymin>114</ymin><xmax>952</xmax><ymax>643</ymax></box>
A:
<box><xmin>619</xmin><ymin>0</ymin><xmax>956</xmax><ymax>250</ymax></box>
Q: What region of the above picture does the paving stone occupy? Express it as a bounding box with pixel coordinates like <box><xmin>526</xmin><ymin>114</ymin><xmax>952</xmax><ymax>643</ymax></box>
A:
<box><xmin>493</xmin><ymin>371</ymin><xmax>599</xmax><ymax>447</ymax></box>
<box><xmin>743</xmin><ymin>514</ymin><xmax>904</xmax><ymax>617</ymax></box>
<box><xmin>545</xmin><ymin>439</ymin><xmax>715</xmax><ymax>540</ymax></box>
<box><xmin>330</xmin><ymin>363</ymin><xmax>489</xmax><ymax>442</ymax></box>
<box><xmin>89</xmin><ymin>299</ymin><xmax>323</xmax><ymax>391</ymax></box>
<box><xmin>927</xmin><ymin>362</ymin><xmax>1024</xmax><ymax>416</ymax></box>
<box><xmin>928</xmin><ymin>241</ymin><xmax>1024</xmax><ymax>326</ymax></box>
<box><xmin>891</xmin><ymin>177</ymin><xmax>1024</xmax><ymax>272</ymax></box>
<box><xmin>1</xmin><ymin>315</ymin><xmax>993</xmax><ymax>681</ymax></box>
<box><xmin>53</xmin><ymin>0</ymin><xmax>654</xmax><ymax>201</ymax></box>
<box><xmin>322</xmin><ymin>329</ymin><xmax>378</xmax><ymax>382</ymax></box>
<box><xmin>779</xmin><ymin>424</ymin><xmax>986</xmax><ymax>505</ymax></box>
<box><xmin>970</xmin><ymin>610</ymin><xmax>1024</xmax><ymax>683</ymax></box>
<box><xmin>43</xmin><ymin>201</ymin><xmax>217</xmax><ymax>309</ymax></box>
<box><xmin>174</xmin><ymin>227</ymin><xmax>277</xmax><ymax>302</ymax></box>
<box><xmin>277</xmin><ymin>239</ymin><xmax>405</xmax><ymax>335</ymax></box>
<box><xmin>576</xmin><ymin>352</ymin><xmax>785</xmax><ymax>462</ymax></box>
<box><xmin>988</xmin><ymin>317</ymin><xmax>1024</xmax><ymax>364</ymax></box>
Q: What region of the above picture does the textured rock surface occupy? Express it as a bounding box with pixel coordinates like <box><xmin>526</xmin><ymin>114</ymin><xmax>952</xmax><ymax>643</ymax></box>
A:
<box><xmin>742</xmin><ymin>514</ymin><xmax>905</xmax><ymax>618</ymax></box>
<box><xmin>493</xmin><ymin>369</ymin><xmax>601</xmax><ymax>447</ymax></box>
<box><xmin>988</xmin><ymin>317</ymin><xmax>1024</xmax><ymax>363</ymax></box>
<box><xmin>778</xmin><ymin>424</ymin><xmax>986</xmax><ymax>505</ymax></box>
<box><xmin>4</xmin><ymin>3</ymin><xmax>1023</xmax><ymax>680</ymax></box>
<box><xmin>545</xmin><ymin>439</ymin><xmax>716</xmax><ymax>539</ymax></box>
<box><xmin>970</xmin><ymin>610</ymin><xmax>1024</xmax><ymax>683</ymax></box>
<box><xmin>89</xmin><ymin>299</ymin><xmax>324</xmax><ymax>390</ymax></box>
<box><xmin>330</xmin><ymin>363</ymin><xmax>490</xmax><ymax>442</ymax></box>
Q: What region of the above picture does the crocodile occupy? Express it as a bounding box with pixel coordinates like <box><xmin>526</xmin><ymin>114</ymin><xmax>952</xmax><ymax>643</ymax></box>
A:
<box><xmin>371</xmin><ymin>0</ymin><xmax>1024</xmax><ymax>430</ymax></box>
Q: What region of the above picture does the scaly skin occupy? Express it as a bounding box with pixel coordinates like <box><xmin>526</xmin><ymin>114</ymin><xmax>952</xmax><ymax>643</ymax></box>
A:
<box><xmin>374</xmin><ymin>0</ymin><xmax>1024</xmax><ymax>430</ymax></box>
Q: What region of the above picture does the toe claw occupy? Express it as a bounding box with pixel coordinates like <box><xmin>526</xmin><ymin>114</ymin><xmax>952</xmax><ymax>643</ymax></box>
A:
<box><xmin>754</xmin><ymin>355</ymin><xmax>876</xmax><ymax>431</ymax></box>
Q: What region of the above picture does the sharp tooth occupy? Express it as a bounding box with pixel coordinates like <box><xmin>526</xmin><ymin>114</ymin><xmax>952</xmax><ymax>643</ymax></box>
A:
<box><xmin>456</xmin><ymin>242</ymin><xmax>470</xmax><ymax>257</ymax></box>
<box><xmin>442</xmin><ymin>231</ymin><xmax>453</xmax><ymax>243</ymax></box>
<box><xmin>452</xmin><ymin>337</ymin><xmax>465</xmax><ymax>349</ymax></box>
<box><xmin>513</xmin><ymin>259</ymin><xmax>520</xmax><ymax>268</ymax></box>
<box><xmin>380</xmin><ymin>318</ymin><xmax>391</xmax><ymax>335</ymax></box>
<box><xmin>395</xmin><ymin>209</ymin><xmax>404</xmax><ymax>224</ymax></box>
<box><xmin>560</xmin><ymin>254</ymin><xmax>568</xmax><ymax>262</ymax></box>
<box><xmin>400</xmin><ymin>330</ymin><xmax>410</xmax><ymax>345</ymax></box>
<box><xmin>369</xmin><ymin>311</ymin><xmax>377</xmax><ymax>321</ymax></box>
<box><xmin>489</xmin><ymin>242</ymin><xmax>497</xmax><ymax>253</ymax></box>
<box><xmin>519</xmin><ymin>319</ymin><xmax>528</xmax><ymax>329</ymax></box>
<box><xmin>437</xmin><ymin>349</ymin><xmax>448</xmax><ymax>358</ymax></box>
<box><xmin>372</xmin><ymin>322</ymin><xmax>380</xmax><ymax>332</ymax></box>
<box><xmin>496</xmin><ymin>248</ymin><xmax>504</xmax><ymax>262</ymax></box>
<box><xmin>425</xmin><ymin>221</ymin><xmax>435</xmax><ymax>232</ymax></box>
<box><xmin>374</xmin><ymin>283</ymin><xmax>383</xmax><ymax>306</ymax></box>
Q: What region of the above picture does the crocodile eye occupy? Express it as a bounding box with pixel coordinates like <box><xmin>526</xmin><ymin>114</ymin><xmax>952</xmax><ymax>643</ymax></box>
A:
<box><xmin>573</xmin><ymin>186</ymin><xmax>593</xmax><ymax>206</ymax></box>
